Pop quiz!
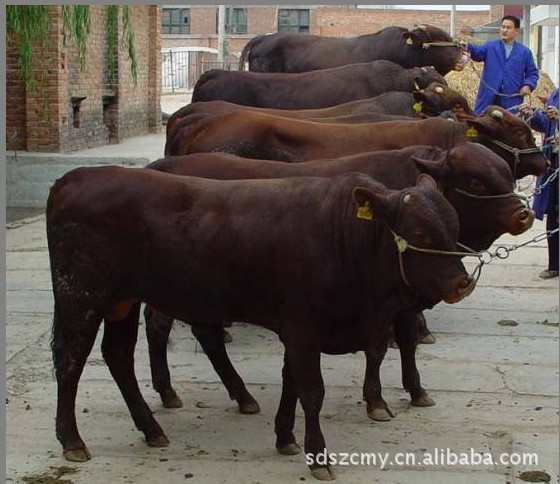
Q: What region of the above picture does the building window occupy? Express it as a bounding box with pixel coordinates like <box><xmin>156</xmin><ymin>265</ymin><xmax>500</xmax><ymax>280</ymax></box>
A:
<box><xmin>278</xmin><ymin>9</ymin><xmax>309</xmax><ymax>34</ymax></box>
<box><xmin>216</xmin><ymin>7</ymin><xmax>247</xmax><ymax>35</ymax></box>
<box><xmin>162</xmin><ymin>8</ymin><xmax>190</xmax><ymax>34</ymax></box>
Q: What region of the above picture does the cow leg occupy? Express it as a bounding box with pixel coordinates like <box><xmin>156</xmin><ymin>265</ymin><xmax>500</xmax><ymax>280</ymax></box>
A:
<box><xmin>395</xmin><ymin>312</ymin><xmax>435</xmax><ymax>408</ymax></box>
<box><xmin>274</xmin><ymin>352</ymin><xmax>301</xmax><ymax>455</ymax></box>
<box><xmin>102</xmin><ymin>302</ymin><xmax>169</xmax><ymax>448</ymax></box>
<box><xmin>144</xmin><ymin>305</ymin><xmax>183</xmax><ymax>408</ymax></box>
<box><xmin>191</xmin><ymin>324</ymin><xmax>260</xmax><ymax>414</ymax></box>
<box><xmin>362</xmin><ymin>343</ymin><xmax>394</xmax><ymax>421</ymax></box>
<box><xmin>52</xmin><ymin>301</ymin><xmax>102</xmax><ymax>462</ymax></box>
<box><xmin>282</xmin><ymin>338</ymin><xmax>334</xmax><ymax>480</ymax></box>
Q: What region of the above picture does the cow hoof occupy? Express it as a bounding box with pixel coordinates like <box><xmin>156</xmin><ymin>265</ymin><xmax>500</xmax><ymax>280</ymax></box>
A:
<box><xmin>223</xmin><ymin>330</ymin><xmax>233</xmax><ymax>344</ymax></box>
<box><xmin>311</xmin><ymin>466</ymin><xmax>336</xmax><ymax>480</ymax></box>
<box><xmin>411</xmin><ymin>395</ymin><xmax>435</xmax><ymax>407</ymax></box>
<box><xmin>146</xmin><ymin>435</ymin><xmax>170</xmax><ymax>447</ymax></box>
<box><xmin>239</xmin><ymin>399</ymin><xmax>261</xmax><ymax>414</ymax></box>
<box><xmin>277</xmin><ymin>442</ymin><xmax>301</xmax><ymax>455</ymax></box>
<box><xmin>419</xmin><ymin>333</ymin><xmax>436</xmax><ymax>344</ymax></box>
<box><xmin>63</xmin><ymin>447</ymin><xmax>91</xmax><ymax>462</ymax></box>
<box><xmin>367</xmin><ymin>405</ymin><xmax>394</xmax><ymax>421</ymax></box>
<box><xmin>162</xmin><ymin>391</ymin><xmax>183</xmax><ymax>409</ymax></box>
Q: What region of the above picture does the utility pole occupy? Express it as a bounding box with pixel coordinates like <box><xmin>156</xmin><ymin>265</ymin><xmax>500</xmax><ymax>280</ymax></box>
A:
<box><xmin>217</xmin><ymin>5</ymin><xmax>226</xmax><ymax>65</ymax></box>
<box><xmin>450</xmin><ymin>5</ymin><xmax>456</xmax><ymax>37</ymax></box>
<box><xmin>523</xmin><ymin>5</ymin><xmax>531</xmax><ymax>47</ymax></box>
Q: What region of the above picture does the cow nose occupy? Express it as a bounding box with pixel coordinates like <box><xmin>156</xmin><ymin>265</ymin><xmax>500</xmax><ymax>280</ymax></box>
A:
<box><xmin>511</xmin><ymin>208</ymin><xmax>535</xmax><ymax>235</ymax></box>
<box><xmin>444</xmin><ymin>274</ymin><xmax>476</xmax><ymax>304</ymax></box>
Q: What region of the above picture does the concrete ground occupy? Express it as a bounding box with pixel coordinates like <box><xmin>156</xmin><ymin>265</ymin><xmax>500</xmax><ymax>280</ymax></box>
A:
<box><xmin>5</xmin><ymin>204</ymin><xmax>559</xmax><ymax>483</ymax></box>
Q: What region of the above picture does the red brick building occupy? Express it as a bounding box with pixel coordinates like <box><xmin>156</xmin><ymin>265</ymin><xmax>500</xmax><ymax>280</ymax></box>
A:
<box><xmin>6</xmin><ymin>5</ymin><xmax>161</xmax><ymax>152</ymax></box>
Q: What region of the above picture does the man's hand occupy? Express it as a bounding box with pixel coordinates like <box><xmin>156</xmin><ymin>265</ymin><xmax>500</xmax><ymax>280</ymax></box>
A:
<box><xmin>520</xmin><ymin>85</ymin><xmax>532</xmax><ymax>96</ymax></box>
<box><xmin>544</xmin><ymin>106</ymin><xmax>559</xmax><ymax>121</ymax></box>
<box><xmin>517</xmin><ymin>103</ymin><xmax>533</xmax><ymax>118</ymax></box>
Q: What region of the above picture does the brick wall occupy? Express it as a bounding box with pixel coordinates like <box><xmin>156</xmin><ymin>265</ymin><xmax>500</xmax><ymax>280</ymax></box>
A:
<box><xmin>6</xmin><ymin>5</ymin><xmax>160</xmax><ymax>153</ymax></box>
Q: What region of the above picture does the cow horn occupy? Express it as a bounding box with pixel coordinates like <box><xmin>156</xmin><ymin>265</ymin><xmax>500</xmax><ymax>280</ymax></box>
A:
<box><xmin>435</xmin><ymin>86</ymin><xmax>444</xmax><ymax>93</ymax></box>
<box><xmin>491</xmin><ymin>109</ymin><xmax>503</xmax><ymax>119</ymax></box>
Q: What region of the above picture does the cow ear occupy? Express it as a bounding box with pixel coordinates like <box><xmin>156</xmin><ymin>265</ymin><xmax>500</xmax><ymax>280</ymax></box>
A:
<box><xmin>464</xmin><ymin>116</ymin><xmax>497</xmax><ymax>137</ymax></box>
<box><xmin>353</xmin><ymin>186</ymin><xmax>392</xmax><ymax>222</ymax></box>
<box><xmin>412</xmin><ymin>157</ymin><xmax>447</xmax><ymax>179</ymax></box>
<box><xmin>416</xmin><ymin>173</ymin><xmax>438</xmax><ymax>190</ymax></box>
<box><xmin>401</xmin><ymin>31</ymin><xmax>420</xmax><ymax>46</ymax></box>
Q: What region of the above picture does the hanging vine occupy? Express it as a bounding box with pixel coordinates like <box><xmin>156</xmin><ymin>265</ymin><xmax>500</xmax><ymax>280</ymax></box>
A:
<box><xmin>6</xmin><ymin>5</ymin><xmax>52</xmax><ymax>90</ymax></box>
<box><xmin>61</xmin><ymin>5</ymin><xmax>91</xmax><ymax>72</ymax></box>
<box><xmin>106</xmin><ymin>5</ymin><xmax>138</xmax><ymax>85</ymax></box>
<box><xmin>7</xmin><ymin>5</ymin><xmax>138</xmax><ymax>91</ymax></box>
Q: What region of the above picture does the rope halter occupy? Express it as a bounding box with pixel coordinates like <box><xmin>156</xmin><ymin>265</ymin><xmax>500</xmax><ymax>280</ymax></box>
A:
<box><xmin>390</xmin><ymin>230</ymin><xmax>480</xmax><ymax>288</ymax></box>
<box><xmin>421</xmin><ymin>40</ymin><xmax>462</xmax><ymax>49</ymax></box>
<box><xmin>485</xmin><ymin>138</ymin><xmax>543</xmax><ymax>179</ymax></box>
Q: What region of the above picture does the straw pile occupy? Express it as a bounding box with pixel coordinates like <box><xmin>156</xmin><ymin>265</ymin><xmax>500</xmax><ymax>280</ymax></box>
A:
<box><xmin>445</xmin><ymin>63</ymin><xmax>556</xmax><ymax>110</ymax></box>
<box><xmin>444</xmin><ymin>36</ymin><xmax>556</xmax><ymax>109</ymax></box>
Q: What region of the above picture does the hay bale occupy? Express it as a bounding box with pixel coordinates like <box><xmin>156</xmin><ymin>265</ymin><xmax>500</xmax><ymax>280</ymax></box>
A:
<box><xmin>444</xmin><ymin>41</ymin><xmax>556</xmax><ymax>110</ymax></box>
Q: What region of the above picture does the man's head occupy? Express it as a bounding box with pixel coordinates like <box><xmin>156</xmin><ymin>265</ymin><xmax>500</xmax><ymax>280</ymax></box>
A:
<box><xmin>500</xmin><ymin>15</ymin><xmax>521</xmax><ymax>44</ymax></box>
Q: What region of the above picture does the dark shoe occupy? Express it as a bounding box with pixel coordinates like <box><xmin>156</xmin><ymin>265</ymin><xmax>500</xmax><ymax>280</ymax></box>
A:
<box><xmin>539</xmin><ymin>270</ymin><xmax>559</xmax><ymax>279</ymax></box>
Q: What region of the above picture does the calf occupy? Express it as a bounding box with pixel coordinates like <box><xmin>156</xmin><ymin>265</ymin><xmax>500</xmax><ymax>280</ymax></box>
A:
<box><xmin>47</xmin><ymin>168</ymin><xmax>474</xmax><ymax>480</ymax></box>
<box><xmin>191</xmin><ymin>60</ymin><xmax>446</xmax><ymax>109</ymax></box>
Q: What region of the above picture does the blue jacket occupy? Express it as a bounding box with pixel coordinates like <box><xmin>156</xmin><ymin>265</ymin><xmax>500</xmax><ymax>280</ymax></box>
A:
<box><xmin>529</xmin><ymin>88</ymin><xmax>559</xmax><ymax>219</ymax></box>
<box><xmin>468</xmin><ymin>39</ymin><xmax>539</xmax><ymax>115</ymax></box>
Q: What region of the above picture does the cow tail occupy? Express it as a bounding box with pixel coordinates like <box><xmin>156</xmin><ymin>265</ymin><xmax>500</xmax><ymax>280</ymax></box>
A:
<box><xmin>238</xmin><ymin>34</ymin><xmax>266</xmax><ymax>71</ymax></box>
<box><xmin>238</xmin><ymin>39</ymin><xmax>252</xmax><ymax>70</ymax></box>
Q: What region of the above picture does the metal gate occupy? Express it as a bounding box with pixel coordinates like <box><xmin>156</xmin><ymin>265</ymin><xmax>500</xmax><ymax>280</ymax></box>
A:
<box><xmin>161</xmin><ymin>48</ymin><xmax>239</xmax><ymax>92</ymax></box>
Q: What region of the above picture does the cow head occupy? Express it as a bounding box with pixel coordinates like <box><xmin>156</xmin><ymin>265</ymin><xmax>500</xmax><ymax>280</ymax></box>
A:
<box><xmin>412</xmin><ymin>143</ymin><xmax>535</xmax><ymax>251</ymax></box>
<box><xmin>410</xmin><ymin>66</ymin><xmax>448</xmax><ymax>91</ymax></box>
<box><xmin>401</xmin><ymin>24</ymin><xmax>463</xmax><ymax>75</ymax></box>
<box><xmin>352</xmin><ymin>174</ymin><xmax>475</xmax><ymax>307</ymax></box>
<box><xmin>461</xmin><ymin>106</ymin><xmax>549</xmax><ymax>179</ymax></box>
<box><xmin>412</xmin><ymin>82</ymin><xmax>474</xmax><ymax>117</ymax></box>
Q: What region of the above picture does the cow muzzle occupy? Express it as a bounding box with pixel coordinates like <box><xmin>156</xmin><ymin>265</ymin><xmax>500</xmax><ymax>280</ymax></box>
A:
<box><xmin>454</xmin><ymin>52</ymin><xmax>470</xmax><ymax>71</ymax></box>
<box><xmin>509</xmin><ymin>207</ymin><xmax>535</xmax><ymax>235</ymax></box>
<box><xmin>443</xmin><ymin>274</ymin><xmax>476</xmax><ymax>304</ymax></box>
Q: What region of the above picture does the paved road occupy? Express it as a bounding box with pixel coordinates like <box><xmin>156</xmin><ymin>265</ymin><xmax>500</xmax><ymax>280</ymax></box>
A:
<box><xmin>5</xmin><ymin>201</ymin><xmax>559</xmax><ymax>483</ymax></box>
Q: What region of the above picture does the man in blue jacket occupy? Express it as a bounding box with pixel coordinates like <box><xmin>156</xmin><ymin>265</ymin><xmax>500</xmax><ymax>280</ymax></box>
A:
<box><xmin>521</xmin><ymin>88</ymin><xmax>559</xmax><ymax>279</ymax></box>
<box><xmin>464</xmin><ymin>15</ymin><xmax>539</xmax><ymax>115</ymax></box>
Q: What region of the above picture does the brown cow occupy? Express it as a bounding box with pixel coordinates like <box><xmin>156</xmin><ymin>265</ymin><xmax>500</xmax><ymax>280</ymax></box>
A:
<box><xmin>191</xmin><ymin>60</ymin><xmax>446</xmax><ymax>109</ymax></box>
<box><xmin>239</xmin><ymin>24</ymin><xmax>465</xmax><ymax>75</ymax></box>
<box><xmin>167</xmin><ymin>106</ymin><xmax>548</xmax><ymax>178</ymax></box>
<box><xmin>47</xmin><ymin>168</ymin><xmax>474</xmax><ymax>479</ymax></box>
<box><xmin>166</xmin><ymin>82</ymin><xmax>473</xmax><ymax>154</ymax></box>
<box><xmin>143</xmin><ymin>144</ymin><xmax>533</xmax><ymax>420</ymax></box>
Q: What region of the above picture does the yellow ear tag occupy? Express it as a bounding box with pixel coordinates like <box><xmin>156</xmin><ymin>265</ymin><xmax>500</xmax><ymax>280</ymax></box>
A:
<box><xmin>413</xmin><ymin>101</ymin><xmax>423</xmax><ymax>113</ymax></box>
<box><xmin>466</xmin><ymin>126</ymin><xmax>478</xmax><ymax>138</ymax></box>
<box><xmin>357</xmin><ymin>202</ymin><xmax>373</xmax><ymax>220</ymax></box>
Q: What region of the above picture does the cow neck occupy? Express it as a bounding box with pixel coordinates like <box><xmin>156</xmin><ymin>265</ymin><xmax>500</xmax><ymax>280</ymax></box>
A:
<box><xmin>342</xmin><ymin>208</ymin><xmax>404</xmax><ymax>308</ymax></box>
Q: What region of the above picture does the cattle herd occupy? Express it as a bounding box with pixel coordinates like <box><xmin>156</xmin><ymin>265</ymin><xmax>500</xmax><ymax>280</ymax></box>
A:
<box><xmin>46</xmin><ymin>25</ymin><xmax>549</xmax><ymax>480</ymax></box>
